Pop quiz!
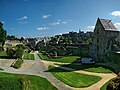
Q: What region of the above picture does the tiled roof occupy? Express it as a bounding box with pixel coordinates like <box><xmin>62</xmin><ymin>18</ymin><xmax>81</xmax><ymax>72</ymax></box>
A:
<box><xmin>99</xmin><ymin>18</ymin><xmax>118</xmax><ymax>31</ymax></box>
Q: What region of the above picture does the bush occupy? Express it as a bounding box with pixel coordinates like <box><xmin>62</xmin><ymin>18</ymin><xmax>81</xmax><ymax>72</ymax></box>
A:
<box><xmin>19</xmin><ymin>75</ymin><xmax>31</xmax><ymax>90</ymax></box>
<box><xmin>6</xmin><ymin>47</ymin><xmax>16</xmax><ymax>58</ymax></box>
<box><xmin>107</xmin><ymin>76</ymin><xmax>120</xmax><ymax>90</ymax></box>
<box><xmin>16</xmin><ymin>46</ymin><xmax>24</xmax><ymax>60</ymax></box>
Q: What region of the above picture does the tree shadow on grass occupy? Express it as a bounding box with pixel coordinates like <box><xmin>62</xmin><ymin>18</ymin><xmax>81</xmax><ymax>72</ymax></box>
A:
<box><xmin>0</xmin><ymin>56</ymin><xmax>17</xmax><ymax>59</ymax></box>
<box><xmin>45</xmin><ymin>62</ymin><xmax>116</xmax><ymax>73</ymax></box>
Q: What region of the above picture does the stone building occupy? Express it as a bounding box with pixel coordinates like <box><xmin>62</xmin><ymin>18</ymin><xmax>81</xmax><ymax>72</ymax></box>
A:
<box><xmin>92</xmin><ymin>18</ymin><xmax>119</xmax><ymax>61</ymax></box>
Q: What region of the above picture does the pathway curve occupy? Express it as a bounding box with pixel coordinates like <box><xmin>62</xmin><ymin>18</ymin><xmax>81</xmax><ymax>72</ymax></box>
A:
<box><xmin>0</xmin><ymin>52</ymin><xmax>117</xmax><ymax>90</ymax></box>
<box><xmin>54</xmin><ymin>65</ymin><xmax>117</xmax><ymax>90</ymax></box>
<box><xmin>0</xmin><ymin>52</ymin><xmax>72</xmax><ymax>90</ymax></box>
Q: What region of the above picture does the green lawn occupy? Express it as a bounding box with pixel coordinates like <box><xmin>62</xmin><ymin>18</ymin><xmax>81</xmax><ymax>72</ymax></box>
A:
<box><xmin>0</xmin><ymin>72</ymin><xmax>57</xmax><ymax>90</ymax></box>
<box><xmin>49</xmin><ymin>65</ymin><xmax>101</xmax><ymax>88</ymax></box>
<box><xmin>0</xmin><ymin>51</ymin><xmax>16</xmax><ymax>59</ymax></box>
<box><xmin>23</xmin><ymin>53</ymin><xmax>35</xmax><ymax>60</ymax></box>
<box><xmin>61</xmin><ymin>64</ymin><xmax>113</xmax><ymax>73</ymax></box>
<box><xmin>100</xmin><ymin>79</ymin><xmax>113</xmax><ymax>90</ymax></box>
<box><xmin>12</xmin><ymin>59</ymin><xmax>23</xmax><ymax>69</ymax></box>
<box><xmin>38</xmin><ymin>53</ymin><xmax>80</xmax><ymax>63</ymax></box>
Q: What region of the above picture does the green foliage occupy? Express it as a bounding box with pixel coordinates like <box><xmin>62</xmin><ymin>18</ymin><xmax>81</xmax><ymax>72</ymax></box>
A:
<box><xmin>100</xmin><ymin>79</ymin><xmax>112</xmax><ymax>90</ymax></box>
<box><xmin>23</xmin><ymin>53</ymin><xmax>35</xmax><ymax>60</ymax></box>
<box><xmin>12</xmin><ymin>59</ymin><xmax>23</xmax><ymax>69</ymax></box>
<box><xmin>16</xmin><ymin>45</ymin><xmax>24</xmax><ymax>60</ymax></box>
<box><xmin>30</xmin><ymin>54</ymin><xmax>35</xmax><ymax>60</ymax></box>
<box><xmin>0</xmin><ymin>23</ymin><xmax>7</xmax><ymax>47</ymax></box>
<box><xmin>0</xmin><ymin>72</ymin><xmax>57</xmax><ymax>90</ymax></box>
<box><xmin>6</xmin><ymin>35</ymin><xmax>19</xmax><ymax>40</ymax></box>
<box><xmin>6</xmin><ymin>47</ymin><xmax>16</xmax><ymax>58</ymax></box>
<box><xmin>19</xmin><ymin>75</ymin><xmax>31</xmax><ymax>90</ymax></box>
<box><xmin>38</xmin><ymin>52</ymin><xmax>80</xmax><ymax>63</ymax></box>
<box><xmin>0</xmin><ymin>77</ymin><xmax>22</xmax><ymax>90</ymax></box>
<box><xmin>106</xmin><ymin>77</ymin><xmax>120</xmax><ymax>90</ymax></box>
<box><xmin>62</xmin><ymin>64</ymin><xmax>113</xmax><ymax>73</ymax></box>
<box><xmin>0</xmin><ymin>51</ymin><xmax>16</xmax><ymax>59</ymax></box>
<box><xmin>49</xmin><ymin>65</ymin><xmax>101</xmax><ymax>88</ymax></box>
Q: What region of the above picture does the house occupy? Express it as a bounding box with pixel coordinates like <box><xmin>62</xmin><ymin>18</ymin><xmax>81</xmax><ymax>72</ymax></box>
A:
<box><xmin>92</xmin><ymin>18</ymin><xmax>119</xmax><ymax>61</ymax></box>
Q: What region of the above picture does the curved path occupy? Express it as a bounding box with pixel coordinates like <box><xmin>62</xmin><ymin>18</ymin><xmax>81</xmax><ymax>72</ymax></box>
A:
<box><xmin>0</xmin><ymin>52</ymin><xmax>117</xmax><ymax>90</ymax></box>
<box><xmin>54</xmin><ymin>65</ymin><xmax>117</xmax><ymax>90</ymax></box>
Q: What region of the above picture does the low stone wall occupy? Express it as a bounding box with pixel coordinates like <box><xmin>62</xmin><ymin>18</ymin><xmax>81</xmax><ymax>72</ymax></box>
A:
<box><xmin>109</xmin><ymin>52</ymin><xmax>120</xmax><ymax>66</ymax></box>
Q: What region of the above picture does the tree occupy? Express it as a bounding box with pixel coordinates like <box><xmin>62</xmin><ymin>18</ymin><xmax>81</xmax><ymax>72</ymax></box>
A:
<box><xmin>6</xmin><ymin>48</ymin><xmax>16</xmax><ymax>58</ymax></box>
<box><xmin>20</xmin><ymin>37</ymin><xmax>24</xmax><ymax>42</ymax></box>
<box><xmin>0</xmin><ymin>22</ymin><xmax>7</xmax><ymax>47</ymax></box>
<box><xmin>16</xmin><ymin>45</ymin><xmax>24</xmax><ymax>60</ymax></box>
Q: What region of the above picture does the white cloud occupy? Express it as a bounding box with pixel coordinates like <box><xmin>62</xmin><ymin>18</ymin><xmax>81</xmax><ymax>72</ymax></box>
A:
<box><xmin>110</xmin><ymin>11</ymin><xmax>120</xmax><ymax>17</ymax></box>
<box><xmin>51</xmin><ymin>22</ymin><xmax>60</xmax><ymax>25</ymax></box>
<box><xmin>17</xmin><ymin>16</ymin><xmax>28</xmax><ymax>20</ymax></box>
<box><xmin>62</xmin><ymin>21</ymin><xmax>67</xmax><ymax>24</ymax></box>
<box><xmin>114</xmin><ymin>23</ymin><xmax>120</xmax><ymax>29</ymax></box>
<box><xmin>42</xmin><ymin>14</ymin><xmax>51</xmax><ymax>19</ymax></box>
<box><xmin>18</xmin><ymin>21</ymin><xmax>28</xmax><ymax>24</ymax></box>
<box><xmin>86</xmin><ymin>25</ymin><xmax>95</xmax><ymax>32</ymax></box>
<box><xmin>1</xmin><ymin>21</ymin><xmax>5</xmax><ymax>24</ymax></box>
<box><xmin>37</xmin><ymin>27</ymin><xmax>49</xmax><ymax>30</ymax></box>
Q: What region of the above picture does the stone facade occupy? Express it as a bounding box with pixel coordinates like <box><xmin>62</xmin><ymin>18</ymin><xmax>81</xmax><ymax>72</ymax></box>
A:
<box><xmin>92</xmin><ymin>18</ymin><xmax>119</xmax><ymax>61</ymax></box>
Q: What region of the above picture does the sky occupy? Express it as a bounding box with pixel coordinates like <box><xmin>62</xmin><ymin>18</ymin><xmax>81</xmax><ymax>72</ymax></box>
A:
<box><xmin>0</xmin><ymin>0</ymin><xmax>120</xmax><ymax>38</ymax></box>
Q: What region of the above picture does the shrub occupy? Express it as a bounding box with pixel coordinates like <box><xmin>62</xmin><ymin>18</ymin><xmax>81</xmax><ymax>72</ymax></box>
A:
<box><xmin>19</xmin><ymin>75</ymin><xmax>31</xmax><ymax>90</ymax></box>
<box><xmin>6</xmin><ymin>47</ymin><xmax>16</xmax><ymax>58</ymax></box>
<box><xmin>107</xmin><ymin>76</ymin><xmax>120</xmax><ymax>90</ymax></box>
<box><xmin>16</xmin><ymin>46</ymin><xmax>24</xmax><ymax>60</ymax></box>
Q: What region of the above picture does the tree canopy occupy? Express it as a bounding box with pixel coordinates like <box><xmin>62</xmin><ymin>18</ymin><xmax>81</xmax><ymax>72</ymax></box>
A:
<box><xmin>0</xmin><ymin>22</ymin><xmax>7</xmax><ymax>47</ymax></box>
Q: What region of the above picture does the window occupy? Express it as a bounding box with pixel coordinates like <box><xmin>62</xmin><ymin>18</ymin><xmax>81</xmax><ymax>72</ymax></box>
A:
<box><xmin>97</xmin><ymin>38</ymin><xmax>99</xmax><ymax>43</ymax></box>
<box><xmin>97</xmin><ymin>30</ymin><xmax>99</xmax><ymax>34</ymax></box>
<box><xmin>97</xmin><ymin>45</ymin><xmax>99</xmax><ymax>51</ymax></box>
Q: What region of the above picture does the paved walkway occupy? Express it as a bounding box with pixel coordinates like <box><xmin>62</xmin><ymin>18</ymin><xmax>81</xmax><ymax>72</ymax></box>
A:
<box><xmin>0</xmin><ymin>52</ymin><xmax>117</xmax><ymax>90</ymax></box>
<box><xmin>0</xmin><ymin>52</ymin><xmax>72</xmax><ymax>90</ymax></box>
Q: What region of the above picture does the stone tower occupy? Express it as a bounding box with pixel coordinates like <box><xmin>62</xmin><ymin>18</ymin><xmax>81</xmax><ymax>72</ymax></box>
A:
<box><xmin>92</xmin><ymin>18</ymin><xmax>119</xmax><ymax>61</ymax></box>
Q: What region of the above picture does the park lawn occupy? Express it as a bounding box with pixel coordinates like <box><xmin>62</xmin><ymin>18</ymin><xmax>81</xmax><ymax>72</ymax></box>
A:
<box><xmin>62</xmin><ymin>64</ymin><xmax>113</xmax><ymax>73</ymax></box>
<box><xmin>23</xmin><ymin>53</ymin><xmax>29</xmax><ymax>59</ymax></box>
<box><xmin>29</xmin><ymin>54</ymin><xmax>35</xmax><ymax>60</ymax></box>
<box><xmin>38</xmin><ymin>53</ymin><xmax>80</xmax><ymax>63</ymax></box>
<box><xmin>49</xmin><ymin>65</ymin><xmax>101</xmax><ymax>88</ymax></box>
<box><xmin>0</xmin><ymin>51</ymin><xmax>8</xmax><ymax>57</ymax></box>
<box><xmin>23</xmin><ymin>53</ymin><xmax>35</xmax><ymax>60</ymax></box>
<box><xmin>0</xmin><ymin>72</ymin><xmax>57</xmax><ymax>90</ymax></box>
<box><xmin>0</xmin><ymin>51</ymin><xmax>16</xmax><ymax>59</ymax></box>
<box><xmin>100</xmin><ymin>79</ymin><xmax>113</xmax><ymax>90</ymax></box>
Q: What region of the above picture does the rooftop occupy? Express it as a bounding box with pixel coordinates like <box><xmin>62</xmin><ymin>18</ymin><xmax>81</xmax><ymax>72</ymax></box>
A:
<box><xmin>99</xmin><ymin>18</ymin><xmax>118</xmax><ymax>31</ymax></box>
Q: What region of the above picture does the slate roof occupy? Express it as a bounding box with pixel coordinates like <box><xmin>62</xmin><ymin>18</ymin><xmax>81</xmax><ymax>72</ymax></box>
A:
<box><xmin>99</xmin><ymin>18</ymin><xmax>118</xmax><ymax>31</ymax></box>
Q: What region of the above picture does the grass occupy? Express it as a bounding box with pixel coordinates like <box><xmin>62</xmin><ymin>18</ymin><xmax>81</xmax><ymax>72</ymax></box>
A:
<box><xmin>0</xmin><ymin>51</ymin><xmax>16</xmax><ymax>59</ymax></box>
<box><xmin>61</xmin><ymin>64</ymin><xmax>113</xmax><ymax>73</ymax></box>
<box><xmin>38</xmin><ymin>52</ymin><xmax>80</xmax><ymax>63</ymax></box>
<box><xmin>12</xmin><ymin>59</ymin><xmax>23</xmax><ymax>69</ymax></box>
<box><xmin>30</xmin><ymin>54</ymin><xmax>35</xmax><ymax>60</ymax></box>
<box><xmin>49</xmin><ymin>65</ymin><xmax>101</xmax><ymax>88</ymax></box>
<box><xmin>23</xmin><ymin>53</ymin><xmax>35</xmax><ymax>60</ymax></box>
<box><xmin>0</xmin><ymin>72</ymin><xmax>57</xmax><ymax>90</ymax></box>
<box><xmin>100</xmin><ymin>79</ymin><xmax>113</xmax><ymax>90</ymax></box>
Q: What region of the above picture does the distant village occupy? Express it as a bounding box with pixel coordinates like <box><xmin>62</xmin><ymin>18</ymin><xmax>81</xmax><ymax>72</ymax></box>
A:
<box><xmin>0</xmin><ymin>18</ymin><xmax>120</xmax><ymax>65</ymax></box>
<box><xmin>1</xmin><ymin>18</ymin><xmax>120</xmax><ymax>90</ymax></box>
